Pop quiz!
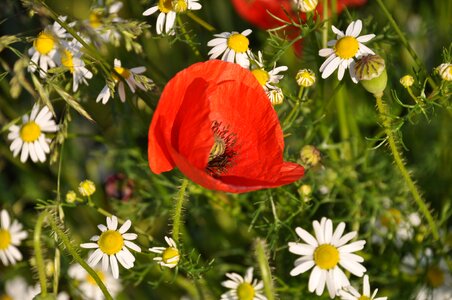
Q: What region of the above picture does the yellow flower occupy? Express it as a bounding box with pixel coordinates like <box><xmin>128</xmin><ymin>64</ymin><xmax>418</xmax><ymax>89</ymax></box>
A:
<box><xmin>65</xmin><ymin>190</ymin><xmax>77</xmax><ymax>203</ymax></box>
<box><xmin>78</xmin><ymin>180</ymin><xmax>96</xmax><ymax>197</ymax></box>
<box><xmin>400</xmin><ymin>75</ymin><xmax>414</xmax><ymax>88</ymax></box>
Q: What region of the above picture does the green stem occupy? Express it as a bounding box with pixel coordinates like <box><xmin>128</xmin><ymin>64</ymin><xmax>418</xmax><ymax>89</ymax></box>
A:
<box><xmin>336</xmin><ymin>86</ymin><xmax>352</xmax><ymax>160</ymax></box>
<box><xmin>255</xmin><ymin>239</ymin><xmax>275</xmax><ymax>300</ymax></box>
<box><xmin>34</xmin><ymin>212</ymin><xmax>48</xmax><ymax>296</ymax></box>
<box><xmin>186</xmin><ymin>12</ymin><xmax>216</xmax><ymax>32</ymax></box>
<box><xmin>172</xmin><ymin>179</ymin><xmax>189</xmax><ymax>243</ymax></box>
<box><xmin>48</xmin><ymin>217</ymin><xmax>113</xmax><ymax>300</ymax></box>
<box><xmin>177</xmin><ymin>17</ymin><xmax>201</xmax><ymax>58</ymax></box>
<box><xmin>375</xmin><ymin>95</ymin><xmax>439</xmax><ymax>240</ymax></box>
<box><xmin>322</xmin><ymin>0</ymin><xmax>329</xmax><ymax>48</ymax></box>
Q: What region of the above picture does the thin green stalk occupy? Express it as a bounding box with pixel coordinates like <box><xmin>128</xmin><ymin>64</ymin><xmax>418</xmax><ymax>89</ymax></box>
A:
<box><xmin>177</xmin><ymin>17</ymin><xmax>201</xmax><ymax>58</ymax></box>
<box><xmin>34</xmin><ymin>212</ymin><xmax>48</xmax><ymax>296</ymax></box>
<box><xmin>186</xmin><ymin>12</ymin><xmax>216</xmax><ymax>32</ymax></box>
<box><xmin>322</xmin><ymin>0</ymin><xmax>329</xmax><ymax>48</ymax></box>
<box><xmin>172</xmin><ymin>179</ymin><xmax>189</xmax><ymax>243</ymax></box>
<box><xmin>375</xmin><ymin>95</ymin><xmax>439</xmax><ymax>240</ymax></box>
<box><xmin>255</xmin><ymin>239</ymin><xmax>275</xmax><ymax>300</ymax></box>
<box><xmin>336</xmin><ymin>86</ymin><xmax>352</xmax><ymax>160</ymax></box>
<box><xmin>48</xmin><ymin>217</ymin><xmax>113</xmax><ymax>300</ymax></box>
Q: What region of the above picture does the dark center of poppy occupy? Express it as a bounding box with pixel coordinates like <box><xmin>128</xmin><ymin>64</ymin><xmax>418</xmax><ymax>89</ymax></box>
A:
<box><xmin>206</xmin><ymin>121</ymin><xmax>237</xmax><ymax>177</ymax></box>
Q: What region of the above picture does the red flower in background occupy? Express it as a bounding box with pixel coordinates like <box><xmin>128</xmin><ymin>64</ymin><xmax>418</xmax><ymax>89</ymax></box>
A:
<box><xmin>148</xmin><ymin>60</ymin><xmax>304</xmax><ymax>193</ymax></box>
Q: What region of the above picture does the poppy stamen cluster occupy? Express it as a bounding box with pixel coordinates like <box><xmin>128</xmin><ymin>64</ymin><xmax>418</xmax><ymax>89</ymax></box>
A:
<box><xmin>206</xmin><ymin>121</ymin><xmax>237</xmax><ymax>177</ymax></box>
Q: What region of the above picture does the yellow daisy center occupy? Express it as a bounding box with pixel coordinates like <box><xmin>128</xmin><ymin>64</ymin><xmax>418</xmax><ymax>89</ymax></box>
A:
<box><xmin>162</xmin><ymin>247</ymin><xmax>179</xmax><ymax>264</ymax></box>
<box><xmin>380</xmin><ymin>208</ymin><xmax>402</xmax><ymax>227</ymax></box>
<box><xmin>358</xmin><ymin>296</ymin><xmax>370</xmax><ymax>300</ymax></box>
<box><xmin>98</xmin><ymin>230</ymin><xmax>124</xmax><ymax>255</ymax></box>
<box><xmin>112</xmin><ymin>67</ymin><xmax>131</xmax><ymax>82</ymax></box>
<box><xmin>86</xmin><ymin>270</ymin><xmax>106</xmax><ymax>285</ymax></box>
<box><xmin>0</xmin><ymin>229</ymin><xmax>11</xmax><ymax>250</ymax></box>
<box><xmin>89</xmin><ymin>12</ymin><xmax>103</xmax><ymax>28</ymax></box>
<box><xmin>334</xmin><ymin>36</ymin><xmax>359</xmax><ymax>59</ymax></box>
<box><xmin>314</xmin><ymin>244</ymin><xmax>339</xmax><ymax>270</ymax></box>
<box><xmin>0</xmin><ymin>295</ymin><xmax>13</xmax><ymax>300</ymax></box>
<box><xmin>251</xmin><ymin>69</ymin><xmax>270</xmax><ymax>86</ymax></box>
<box><xmin>426</xmin><ymin>266</ymin><xmax>445</xmax><ymax>288</ymax></box>
<box><xmin>20</xmin><ymin>121</ymin><xmax>42</xmax><ymax>143</ymax></box>
<box><xmin>237</xmin><ymin>282</ymin><xmax>255</xmax><ymax>300</ymax></box>
<box><xmin>227</xmin><ymin>33</ymin><xmax>249</xmax><ymax>53</ymax></box>
<box><xmin>158</xmin><ymin>0</ymin><xmax>173</xmax><ymax>13</ymax></box>
<box><xmin>173</xmin><ymin>0</ymin><xmax>188</xmax><ymax>12</ymax></box>
<box><xmin>61</xmin><ymin>49</ymin><xmax>74</xmax><ymax>73</ymax></box>
<box><xmin>34</xmin><ymin>32</ymin><xmax>55</xmax><ymax>55</ymax></box>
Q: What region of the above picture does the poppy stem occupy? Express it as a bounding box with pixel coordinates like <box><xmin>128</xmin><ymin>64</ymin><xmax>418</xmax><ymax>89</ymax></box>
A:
<box><xmin>172</xmin><ymin>179</ymin><xmax>190</xmax><ymax>243</ymax></box>
<box><xmin>255</xmin><ymin>239</ymin><xmax>275</xmax><ymax>300</ymax></box>
<box><xmin>375</xmin><ymin>95</ymin><xmax>439</xmax><ymax>240</ymax></box>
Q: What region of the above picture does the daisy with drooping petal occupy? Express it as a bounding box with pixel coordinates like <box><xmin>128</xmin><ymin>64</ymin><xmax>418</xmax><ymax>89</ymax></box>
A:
<box><xmin>220</xmin><ymin>267</ymin><xmax>267</xmax><ymax>300</ymax></box>
<box><xmin>339</xmin><ymin>275</ymin><xmax>387</xmax><ymax>300</ymax></box>
<box><xmin>266</xmin><ymin>88</ymin><xmax>284</xmax><ymax>106</ymax></box>
<box><xmin>68</xmin><ymin>263</ymin><xmax>122</xmax><ymax>300</ymax></box>
<box><xmin>96</xmin><ymin>59</ymin><xmax>147</xmax><ymax>104</ymax></box>
<box><xmin>8</xmin><ymin>104</ymin><xmax>59</xmax><ymax>163</ymax></box>
<box><xmin>149</xmin><ymin>236</ymin><xmax>180</xmax><ymax>268</ymax></box>
<box><xmin>80</xmin><ymin>215</ymin><xmax>141</xmax><ymax>279</ymax></box>
<box><xmin>60</xmin><ymin>40</ymin><xmax>93</xmax><ymax>92</ymax></box>
<box><xmin>296</xmin><ymin>69</ymin><xmax>316</xmax><ymax>87</ymax></box>
<box><xmin>288</xmin><ymin>217</ymin><xmax>367</xmax><ymax>299</ymax></box>
<box><xmin>436</xmin><ymin>63</ymin><xmax>452</xmax><ymax>81</ymax></box>
<box><xmin>251</xmin><ymin>51</ymin><xmax>288</xmax><ymax>92</ymax></box>
<box><xmin>293</xmin><ymin>0</ymin><xmax>319</xmax><ymax>12</ymax></box>
<box><xmin>28</xmin><ymin>16</ymin><xmax>69</xmax><ymax>78</ymax></box>
<box><xmin>0</xmin><ymin>210</ymin><xmax>28</xmax><ymax>266</ymax></box>
<box><xmin>207</xmin><ymin>29</ymin><xmax>253</xmax><ymax>69</ymax></box>
<box><xmin>319</xmin><ymin>19</ymin><xmax>375</xmax><ymax>82</ymax></box>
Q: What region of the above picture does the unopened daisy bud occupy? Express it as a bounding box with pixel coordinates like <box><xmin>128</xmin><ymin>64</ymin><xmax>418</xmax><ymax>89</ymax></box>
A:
<box><xmin>294</xmin><ymin>0</ymin><xmax>318</xmax><ymax>12</ymax></box>
<box><xmin>436</xmin><ymin>63</ymin><xmax>452</xmax><ymax>81</ymax></box>
<box><xmin>267</xmin><ymin>88</ymin><xmax>284</xmax><ymax>106</ymax></box>
<box><xmin>400</xmin><ymin>75</ymin><xmax>414</xmax><ymax>88</ymax></box>
<box><xmin>78</xmin><ymin>180</ymin><xmax>96</xmax><ymax>196</ymax></box>
<box><xmin>354</xmin><ymin>54</ymin><xmax>387</xmax><ymax>97</ymax></box>
<box><xmin>298</xmin><ymin>184</ymin><xmax>312</xmax><ymax>201</ymax></box>
<box><xmin>300</xmin><ymin>145</ymin><xmax>321</xmax><ymax>167</ymax></box>
<box><xmin>296</xmin><ymin>69</ymin><xmax>316</xmax><ymax>87</ymax></box>
<box><xmin>65</xmin><ymin>190</ymin><xmax>77</xmax><ymax>203</ymax></box>
<box><xmin>172</xmin><ymin>0</ymin><xmax>188</xmax><ymax>13</ymax></box>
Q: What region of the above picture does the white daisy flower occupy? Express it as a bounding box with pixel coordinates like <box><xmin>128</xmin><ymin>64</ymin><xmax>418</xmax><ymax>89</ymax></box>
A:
<box><xmin>149</xmin><ymin>236</ymin><xmax>180</xmax><ymax>268</ymax></box>
<box><xmin>339</xmin><ymin>275</ymin><xmax>387</xmax><ymax>300</ymax></box>
<box><xmin>28</xmin><ymin>16</ymin><xmax>69</xmax><ymax>78</ymax></box>
<box><xmin>0</xmin><ymin>277</ymin><xmax>41</xmax><ymax>300</ymax></box>
<box><xmin>96</xmin><ymin>59</ymin><xmax>147</xmax><ymax>104</ymax></box>
<box><xmin>88</xmin><ymin>2</ymin><xmax>124</xmax><ymax>42</ymax></box>
<box><xmin>207</xmin><ymin>29</ymin><xmax>253</xmax><ymax>69</ymax></box>
<box><xmin>288</xmin><ymin>217</ymin><xmax>367</xmax><ymax>299</ymax></box>
<box><xmin>143</xmin><ymin>1</ymin><xmax>176</xmax><ymax>35</ymax></box>
<box><xmin>220</xmin><ymin>267</ymin><xmax>267</xmax><ymax>300</ymax></box>
<box><xmin>319</xmin><ymin>19</ymin><xmax>375</xmax><ymax>82</ymax></box>
<box><xmin>7</xmin><ymin>104</ymin><xmax>59</xmax><ymax>163</ymax></box>
<box><xmin>293</xmin><ymin>0</ymin><xmax>318</xmax><ymax>12</ymax></box>
<box><xmin>266</xmin><ymin>88</ymin><xmax>284</xmax><ymax>106</ymax></box>
<box><xmin>372</xmin><ymin>208</ymin><xmax>421</xmax><ymax>246</ymax></box>
<box><xmin>172</xmin><ymin>0</ymin><xmax>202</xmax><ymax>13</ymax></box>
<box><xmin>436</xmin><ymin>63</ymin><xmax>452</xmax><ymax>81</ymax></box>
<box><xmin>68</xmin><ymin>263</ymin><xmax>122</xmax><ymax>300</ymax></box>
<box><xmin>80</xmin><ymin>215</ymin><xmax>141</xmax><ymax>279</ymax></box>
<box><xmin>415</xmin><ymin>263</ymin><xmax>452</xmax><ymax>300</ymax></box>
<box><xmin>60</xmin><ymin>40</ymin><xmax>93</xmax><ymax>92</ymax></box>
<box><xmin>251</xmin><ymin>51</ymin><xmax>288</xmax><ymax>91</ymax></box>
<box><xmin>0</xmin><ymin>210</ymin><xmax>28</xmax><ymax>266</ymax></box>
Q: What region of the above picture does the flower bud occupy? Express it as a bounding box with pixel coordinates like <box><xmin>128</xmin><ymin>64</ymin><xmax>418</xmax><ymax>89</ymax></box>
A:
<box><xmin>65</xmin><ymin>190</ymin><xmax>77</xmax><ymax>203</ymax></box>
<box><xmin>400</xmin><ymin>75</ymin><xmax>414</xmax><ymax>88</ymax></box>
<box><xmin>298</xmin><ymin>184</ymin><xmax>312</xmax><ymax>202</ymax></box>
<box><xmin>296</xmin><ymin>69</ymin><xmax>316</xmax><ymax>87</ymax></box>
<box><xmin>354</xmin><ymin>54</ymin><xmax>387</xmax><ymax>97</ymax></box>
<box><xmin>300</xmin><ymin>145</ymin><xmax>321</xmax><ymax>167</ymax></box>
<box><xmin>436</xmin><ymin>63</ymin><xmax>452</xmax><ymax>81</ymax></box>
<box><xmin>267</xmin><ymin>88</ymin><xmax>284</xmax><ymax>106</ymax></box>
<box><xmin>78</xmin><ymin>180</ymin><xmax>96</xmax><ymax>197</ymax></box>
<box><xmin>293</xmin><ymin>0</ymin><xmax>318</xmax><ymax>12</ymax></box>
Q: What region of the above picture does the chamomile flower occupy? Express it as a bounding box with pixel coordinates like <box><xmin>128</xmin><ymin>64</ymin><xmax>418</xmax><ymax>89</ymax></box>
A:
<box><xmin>294</xmin><ymin>0</ymin><xmax>319</xmax><ymax>12</ymax></box>
<box><xmin>80</xmin><ymin>215</ymin><xmax>141</xmax><ymax>279</ymax></box>
<box><xmin>267</xmin><ymin>88</ymin><xmax>284</xmax><ymax>106</ymax></box>
<box><xmin>149</xmin><ymin>236</ymin><xmax>180</xmax><ymax>268</ymax></box>
<box><xmin>0</xmin><ymin>277</ymin><xmax>40</xmax><ymax>300</ymax></box>
<box><xmin>319</xmin><ymin>19</ymin><xmax>375</xmax><ymax>82</ymax></box>
<box><xmin>436</xmin><ymin>63</ymin><xmax>452</xmax><ymax>81</ymax></box>
<box><xmin>207</xmin><ymin>29</ymin><xmax>253</xmax><ymax>69</ymax></box>
<box><xmin>415</xmin><ymin>262</ymin><xmax>452</xmax><ymax>300</ymax></box>
<box><xmin>220</xmin><ymin>267</ymin><xmax>266</xmax><ymax>300</ymax></box>
<box><xmin>296</xmin><ymin>69</ymin><xmax>316</xmax><ymax>87</ymax></box>
<box><xmin>88</xmin><ymin>2</ymin><xmax>124</xmax><ymax>42</ymax></box>
<box><xmin>28</xmin><ymin>16</ymin><xmax>68</xmax><ymax>78</ymax></box>
<box><xmin>339</xmin><ymin>275</ymin><xmax>387</xmax><ymax>300</ymax></box>
<box><xmin>60</xmin><ymin>40</ymin><xmax>93</xmax><ymax>92</ymax></box>
<box><xmin>8</xmin><ymin>104</ymin><xmax>59</xmax><ymax>163</ymax></box>
<box><xmin>79</xmin><ymin>179</ymin><xmax>96</xmax><ymax>197</ymax></box>
<box><xmin>400</xmin><ymin>75</ymin><xmax>415</xmax><ymax>88</ymax></box>
<box><xmin>288</xmin><ymin>217</ymin><xmax>367</xmax><ymax>299</ymax></box>
<box><xmin>143</xmin><ymin>0</ymin><xmax>175</xmax><ymax>35</ymax></box>
<box><xmin>68</xmin><ymin>263</ymin><xmax>122</xmax><ymax>300</ymax></box>
<box><xmin>372</xmin><ymin>208</ymin><xmax>421</xmax><ymax>246</ymax></box>
<box><xmin>251</xmin><ymin>51</ymin><xmax>288</xmax><ymax>91</ymax></box>
<box><xmin>96</xmin><ymin>59</ymin><xmax>146</xmax><ymax>104</ymax></box>
<box><xmin>0</xmin><ymin>210</ymin><xmax>28</xmax><ymax>266</ymax></box>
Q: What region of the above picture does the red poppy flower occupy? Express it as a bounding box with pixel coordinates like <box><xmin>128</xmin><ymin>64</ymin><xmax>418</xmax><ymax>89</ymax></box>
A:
<box><xmin>148</xmin><ymin>60</ymin><xmax>304</xmax><ymax>193</ymax></box>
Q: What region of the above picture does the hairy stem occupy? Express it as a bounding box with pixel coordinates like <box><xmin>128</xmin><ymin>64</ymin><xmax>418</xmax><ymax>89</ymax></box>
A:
<box><xmin>172</xmin><ymin>179</ymin><xmax>189</xmax><ymax>243</ymax></box>
<box><xmin>48</xmin><ymin>217</ymin><xmax>113</xmax><ymax>300</ymax></box>
<box><xmin>255</xmin><ymin>239</ymin><xmax>275</xmax><ymax>300</ymax></box>
<box><xmin>177</xmin><ymin>17</ymin><xmax>201</xmax><ymax>58</ymax></box>
<box><xmin>375</xmin><ymin>95</ymin><xmax>439</xmax><ymax>240</ymax></box>
<box><xmin>34</xmin><ymin>212</ymin><xmax>48</xmax><ymax>296</ymax></box>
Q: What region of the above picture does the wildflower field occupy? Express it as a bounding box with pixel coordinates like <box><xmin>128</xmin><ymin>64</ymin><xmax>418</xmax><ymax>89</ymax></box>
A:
<box><xmin>1</xmin><ymin>0</ymin><xmax>451</xmax><ymax>299</ymax></box>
